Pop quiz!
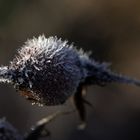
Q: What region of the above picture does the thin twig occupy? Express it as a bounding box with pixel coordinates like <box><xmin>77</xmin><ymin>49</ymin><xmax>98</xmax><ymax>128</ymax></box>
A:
<box><xmin>25</xmin><ymin>110</ymin><xmax>75</xmax><ymax>140</ymax></box>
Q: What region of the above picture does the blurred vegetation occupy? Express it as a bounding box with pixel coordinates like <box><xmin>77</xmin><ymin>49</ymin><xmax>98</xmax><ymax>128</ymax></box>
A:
<box><xmin>0</xmin><ymin>0</ymin><xmax>140</xmax><ymax>140</ymax></box>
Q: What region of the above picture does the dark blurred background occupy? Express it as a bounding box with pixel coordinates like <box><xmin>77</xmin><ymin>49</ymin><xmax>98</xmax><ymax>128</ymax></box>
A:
<box><xmin>0</xmin><ymin>0</ymin><xmax>140</xmax><ymax>140</ymax></box>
